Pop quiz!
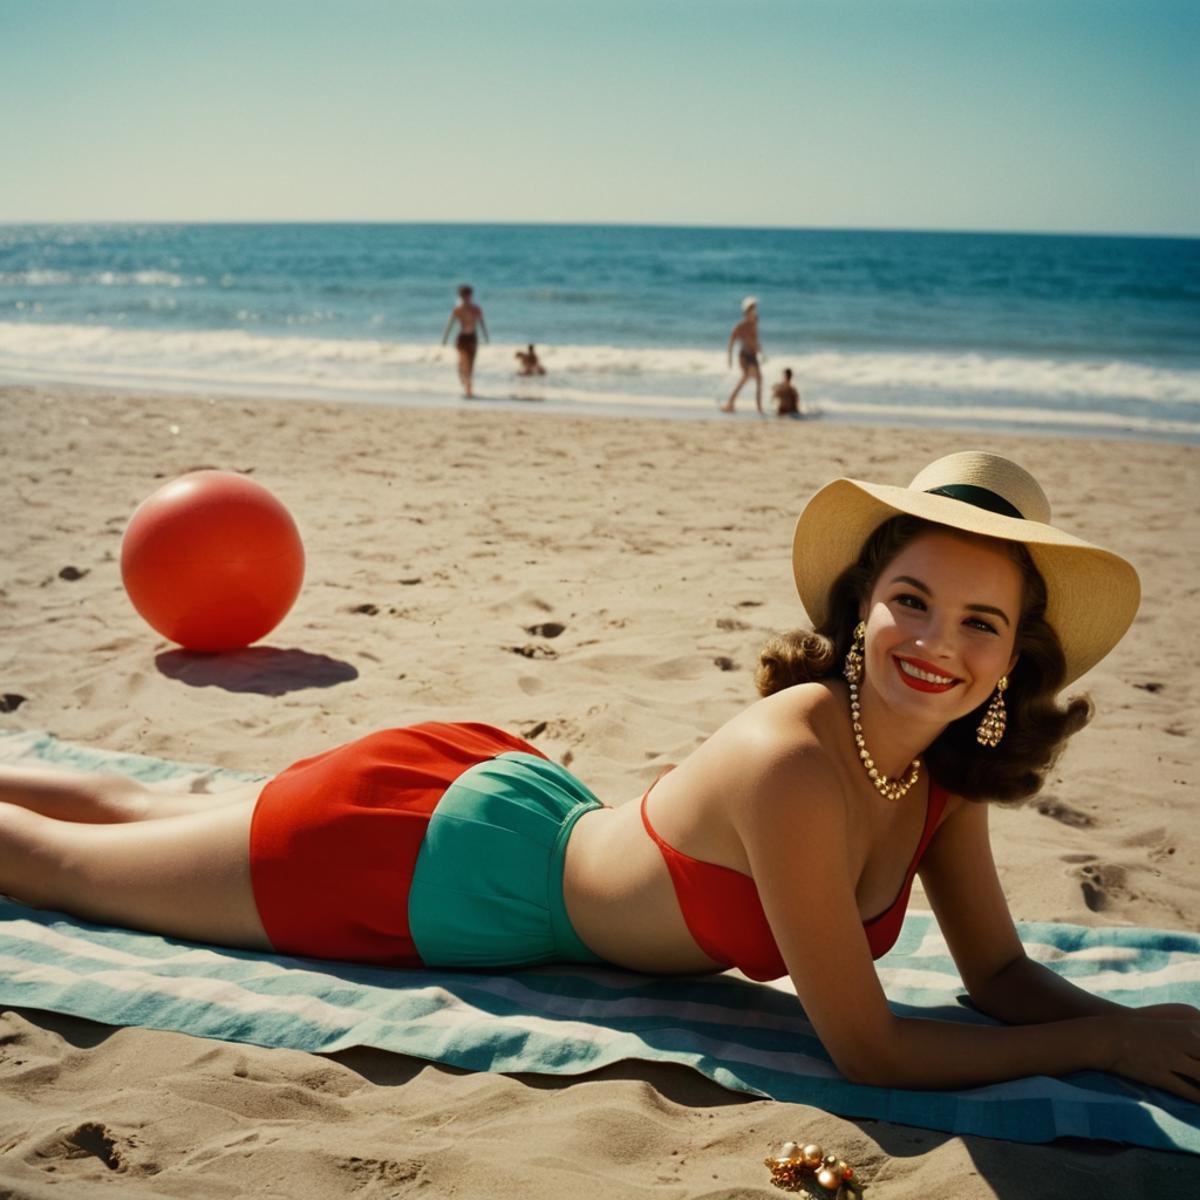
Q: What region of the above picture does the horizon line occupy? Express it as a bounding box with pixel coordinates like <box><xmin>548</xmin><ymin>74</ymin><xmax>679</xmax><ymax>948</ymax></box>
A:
<box><xmin>1</xmin><ymin>218</ymin><xmax>1196</xmax><ymax>241</ymax></box>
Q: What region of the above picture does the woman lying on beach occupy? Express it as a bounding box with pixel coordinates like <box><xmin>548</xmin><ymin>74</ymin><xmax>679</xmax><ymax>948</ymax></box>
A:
<box><xmin>3</xmin><ymin>451</ymin><xmax>1198</xmax><ymax>1101</ymax></box>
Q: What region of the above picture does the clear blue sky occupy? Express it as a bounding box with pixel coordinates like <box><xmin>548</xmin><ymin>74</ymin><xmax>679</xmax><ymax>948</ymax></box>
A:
<box><xmin>2</xmin><ymin>0</ymin><xmax>1196</xmax><ymax>235</ymax></box>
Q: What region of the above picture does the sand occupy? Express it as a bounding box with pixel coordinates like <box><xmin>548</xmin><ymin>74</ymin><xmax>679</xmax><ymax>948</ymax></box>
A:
<box><xmin>1</xmin><ymin>382</ymin><xmax>1197</xmax><ymax>1198</ymax></box>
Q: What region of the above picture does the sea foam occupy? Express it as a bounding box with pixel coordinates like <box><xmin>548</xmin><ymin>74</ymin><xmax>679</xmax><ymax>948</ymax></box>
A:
<box><xmin>1</xmin><ymin>321</ymin><xmax>1197</xmax><ymax>440</ymax></box>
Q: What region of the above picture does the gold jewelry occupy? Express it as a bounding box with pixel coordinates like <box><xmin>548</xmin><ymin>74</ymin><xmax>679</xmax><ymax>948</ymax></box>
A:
<box><xmin>843</xmin><ymin>619</ymin><xmax>921</xmax><ymax>801</ymax></box>
<box><xmin>842</xmin><ymin>621</ymin><xmax>865</xmax><ymax>685</ymax></box>
<box><xmin>976</xmin><ymin>675</ymin><xmax>1008</xmax><ymax>747</ymax></box>
<box><xmin>765</xmin><ymin>1141</ymin><xmax>862</xmax><ymax>1196</ymax></box>
<box><xmin>849</xmin><ymin>679</ymin><xmax>921</xmax><ymax>801</ymax></box>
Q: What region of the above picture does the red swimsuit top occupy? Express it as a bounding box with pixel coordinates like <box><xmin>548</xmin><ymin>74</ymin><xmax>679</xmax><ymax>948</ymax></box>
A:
<box><xmin>640</xmin><ymin>781</ymin><xmax>949</xmax><ymax>981</ymax></box>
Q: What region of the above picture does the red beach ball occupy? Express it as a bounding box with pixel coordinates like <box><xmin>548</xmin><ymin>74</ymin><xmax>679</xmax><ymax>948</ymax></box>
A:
<box><xmin>121</xmin><ymin>471</ymin><xmax>305</xmax><ymax>652</ymax></box>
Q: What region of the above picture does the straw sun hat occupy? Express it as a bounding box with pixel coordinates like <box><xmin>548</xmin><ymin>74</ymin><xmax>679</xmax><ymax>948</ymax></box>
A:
<box><xmin>792</xmin><ymin>451</ymin><xmax>1140</xmax><ymax>687</ymax></box>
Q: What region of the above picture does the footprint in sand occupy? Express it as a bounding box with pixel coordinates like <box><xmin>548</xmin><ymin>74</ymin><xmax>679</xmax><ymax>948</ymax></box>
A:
<box><xmin>716</xmin><ymin>617</ymin><xmax>751</xmax><ymax>632</ymax></box>
<box><xmin>524</xmin><ymin>621</ymin><xmax>566</xmax><ymax>638</ymax></box>
<box><xmin>1076</xmin><ymin>862</ymin><xmax>1135</xmax><ymax>912</ymax></box>
<box><xmin>713</xmin><ymin>656</ymin><xmax>738</xmax><ymax>672</ymax></box>
<box><xmin>1033</xmin><ymin>797</ymin><xmax>1095</xmax><ymax>828</ymax></box>
<box><xmin>506</xmin><ymin>643</ymin><xmax>557</xmax><ymax>660</ymax></box>
<box><xmin>337</xmin><ymin>1156</ymin><xmax>426</xmax><ymax>1188</ymax></box>
<box><xmin>1120</xmin><ymin>825</ymin><xmax>1179</xmax><ymax>863</ymax></box>
<box><xmin>0</xmin><ymin>693</ymin><xmax>26</xmax><ymax>713</ymax></box>
<box><xmin>26</xmin><ymin>1121</ymin><xmax>145</xmax><ymax>1175</ymax></box>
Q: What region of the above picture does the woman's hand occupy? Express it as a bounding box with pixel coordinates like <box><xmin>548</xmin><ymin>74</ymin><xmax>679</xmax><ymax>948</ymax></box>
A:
<box><xmin>1107</xmin><ymin>1007</ymin><xmax>1200</xmax><ymax>1102</ymax></box>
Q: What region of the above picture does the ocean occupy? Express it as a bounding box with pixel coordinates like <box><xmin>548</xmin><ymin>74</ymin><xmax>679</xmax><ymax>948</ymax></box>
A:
<box><xmin>1</xmin><ymin>223</ymin><xmax>1197</xmax><ymax>441</ymax></box>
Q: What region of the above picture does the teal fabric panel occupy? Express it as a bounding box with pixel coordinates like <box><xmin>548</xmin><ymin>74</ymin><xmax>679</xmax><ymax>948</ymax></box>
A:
<box><xmin>408</xmin><ymin>751</ymin><xmax>602</xmax><ymax>968</ymax></box>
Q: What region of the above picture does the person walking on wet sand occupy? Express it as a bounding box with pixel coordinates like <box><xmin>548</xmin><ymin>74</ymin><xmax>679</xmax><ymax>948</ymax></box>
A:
<box><xmin>441</xmin><ymin>285</ymin><xmax>489</xmax><ymax>398</ymax></box>
<box><xmin>722</xmin><ymin>296</ymin><xmax>764</xmax><ymax>414</ymax></box>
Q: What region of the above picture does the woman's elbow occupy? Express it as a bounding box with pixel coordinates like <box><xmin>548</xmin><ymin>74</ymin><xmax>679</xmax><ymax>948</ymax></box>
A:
<box><xmin>831</xmin><ymin>1052</ymin><xmax>878</xmax><ymax>1086</ymax></box>
<box><xmin>824</xmin><ymin>1023</ymin><xmax>908</xmax><ymax>1088</ymax></box>
<box><xmin>960</xmin><ymin>951</ymin><xmax>1035</xmax><ymax>1020</ymax></box>
<box><xmin>832</xmin><ymin>1051</ymin><xmax>910</xmax><ymax>1088</ymax></box>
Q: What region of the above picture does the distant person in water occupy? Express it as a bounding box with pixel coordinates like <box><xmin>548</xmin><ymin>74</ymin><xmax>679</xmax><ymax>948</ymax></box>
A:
<box><xmin>515</xmin><ymin>344</ymin><xmax>546</xmax><ymax>376</ymax></box>
<box><xmin>773</xmin><ymin>368</ymin><xmax>802</xmax><ymax>418</ymax></box>
<box><xmin>722</xmin><ymin>296</ymin><xmax>764</xmax><ymax>414</ymax></box>
<box><xmin>441</xmin><ymin>285</ymin><xmax>489</xmax><ymax>398</ymax></box>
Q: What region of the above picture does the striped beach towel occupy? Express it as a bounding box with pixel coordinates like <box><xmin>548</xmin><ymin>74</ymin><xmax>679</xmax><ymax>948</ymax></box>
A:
<box><xmin>1</xmin><ymin>730</ymin><xmax>1197</xmax><ymax>1154</ymax></box>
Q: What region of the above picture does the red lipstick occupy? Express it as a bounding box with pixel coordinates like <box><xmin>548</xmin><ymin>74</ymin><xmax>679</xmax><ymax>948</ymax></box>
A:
<box><xmin>893</xmin><ymin>655</ymin><xmax>959</xmax><ymax>693</ymax></box>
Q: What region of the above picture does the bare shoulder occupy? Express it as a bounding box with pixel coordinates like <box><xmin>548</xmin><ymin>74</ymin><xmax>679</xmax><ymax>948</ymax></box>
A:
<box><xmin>709</xmin><ymin>684</ymin><xmax>850</xmax><ymax>834</ymax></box>
<box><xmin>723</xmin><ymin>691</ymin><xmax>868</xmax><ymax>971</ymax></box>
<box><xmin>635</xmin><ymin>683</ymin><xmax>852</xmax><ymax>874</ymax></box>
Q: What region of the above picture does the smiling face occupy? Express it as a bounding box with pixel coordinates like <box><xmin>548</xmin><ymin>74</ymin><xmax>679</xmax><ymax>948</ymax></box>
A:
<box><xmin>859</xmin><ymin>529</ymin><xmax>1023</xmax><ymax>731</ymax></box>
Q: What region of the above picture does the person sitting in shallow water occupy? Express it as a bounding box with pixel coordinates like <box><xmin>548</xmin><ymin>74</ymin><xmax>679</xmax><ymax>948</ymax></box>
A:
<box><xmin>515</xmin><ymin>344</ymin><xmax>546</xmax><ymax>376</ymax></box>
<box><xmin>773</xmin><ymin>367</ymin><xmax>802</xmax><ymax>417</ymax></box>
<box><xmin>2</xmin><ymin>451</ymin><xmax>1197</xmax><ymax>1100</ymax></box>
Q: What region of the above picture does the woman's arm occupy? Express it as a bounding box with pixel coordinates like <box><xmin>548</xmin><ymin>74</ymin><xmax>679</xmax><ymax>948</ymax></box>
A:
<box><xmin>918</xmin><ymin>798</ymin><xmax>1129</xmax><ymax>1022</ymax></box>
<box><xmin>914</xmin><ymin>796</ymin><xmax>1200</xmax><ymax>1093</ymax></box>
<box><xmin>963</xmin><ymin>952</ymin><xmax>1123</xmax><ymax>1021</ymax></box>
<box><xmin>742</xmin><ymin>759</ymin><xmax>1200</xmax><ymax>1100</ymax></box>
<box><xmin>918</xmin><ymin>798</ymin><xmax>1200</xmax><ymax>1024</ymax></box>
<box><xmin>962</xmin><ymin>950</ymin><xmax>1199</xmax><ymax>1029</ymax></box>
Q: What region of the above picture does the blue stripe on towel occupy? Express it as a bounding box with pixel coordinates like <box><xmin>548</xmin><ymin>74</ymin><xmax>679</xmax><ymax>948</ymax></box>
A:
<box><xmin>1</xmin><ymin>730</ymin><xmax>1197</xmax><ymax>1154</ymax></box>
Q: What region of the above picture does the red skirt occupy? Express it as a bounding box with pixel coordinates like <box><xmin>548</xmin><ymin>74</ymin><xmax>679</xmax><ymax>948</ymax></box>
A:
<box><xmin>248</xmin><ymin>721</ymin><xmax>542</xmax><ymax>965</ymax></box>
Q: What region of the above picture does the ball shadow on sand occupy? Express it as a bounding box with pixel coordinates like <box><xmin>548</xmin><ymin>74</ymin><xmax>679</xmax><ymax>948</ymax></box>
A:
<box><xmin>155</xmin><ymin>647</ymin><xmax>359</xmax><ymax>696</ymax></box>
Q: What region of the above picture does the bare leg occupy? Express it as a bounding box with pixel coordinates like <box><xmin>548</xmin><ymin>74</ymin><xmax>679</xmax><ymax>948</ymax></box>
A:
<box><xmin>752</xmin><ymin>366</ymin><xmax>763</xmax><ymax>414</ymax></box>
<box><xmin>0</xmin><ymin>764</ymin><xmax>260</xmax><ymax>823</ymax></box>
<box><xmin>0</xmin><ymin>798</ymin><xmax>272</xmax><ymax>951</ymax></box>
<box><xmin>722</xmin><ymin>368</ymin><xmax>751</xmax><ymax>413</ymax></box>
<box><xmin>461</xmin><ymin>346</ymin><xmax>477</xmax><ymax>398</ymax></box>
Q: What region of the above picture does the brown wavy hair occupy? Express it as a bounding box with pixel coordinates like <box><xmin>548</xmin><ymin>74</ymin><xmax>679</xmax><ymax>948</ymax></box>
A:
<box><xmin>755</xmin><ymin>515</ymin><xmax>1091</xmax><ymax>802</ymax></box>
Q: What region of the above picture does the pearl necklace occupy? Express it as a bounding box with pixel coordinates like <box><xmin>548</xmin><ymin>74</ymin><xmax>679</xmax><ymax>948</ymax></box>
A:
<box><xmin>848</xmin><ymin>679</ymin><xmax>921</xmax><ymax>802</ymax></box>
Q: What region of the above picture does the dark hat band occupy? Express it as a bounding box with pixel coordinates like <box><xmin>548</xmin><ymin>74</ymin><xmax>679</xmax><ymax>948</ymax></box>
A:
<box><xmin>925</xmin><ymin>483</ymin><xmax>1023</xmax><ymax>520</ymax></box>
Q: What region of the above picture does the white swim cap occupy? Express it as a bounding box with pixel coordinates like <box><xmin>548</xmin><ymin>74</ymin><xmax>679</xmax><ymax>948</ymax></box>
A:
<box><xmin>742</xmin><ymin>296</ymin><xmax>758</xmax><ymax>313</ymax></box>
